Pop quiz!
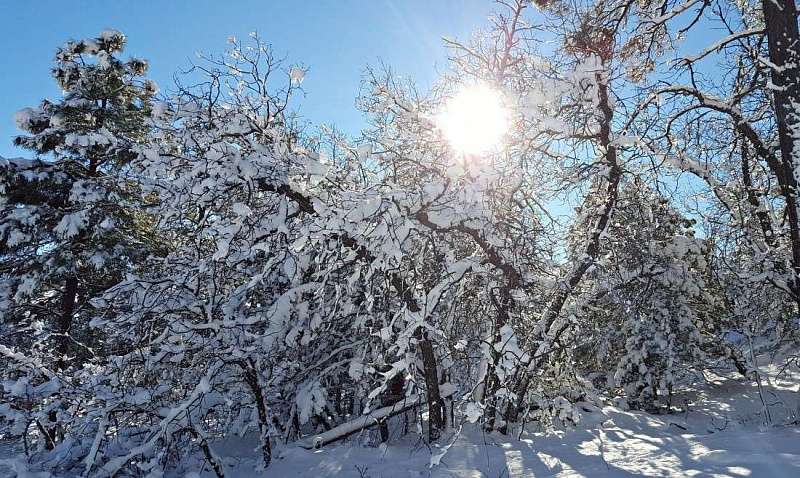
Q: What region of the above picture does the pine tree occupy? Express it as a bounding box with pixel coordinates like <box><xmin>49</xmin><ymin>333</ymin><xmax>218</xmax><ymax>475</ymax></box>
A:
<box><xmin>0</xmin><ymin>30</ymin><xmax>157</xmax><ymax>450</ymax></box>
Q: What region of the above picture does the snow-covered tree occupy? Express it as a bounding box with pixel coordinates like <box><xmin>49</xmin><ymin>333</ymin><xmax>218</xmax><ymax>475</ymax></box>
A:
<box><xmin>0</xmin><ymin>29</ymin><xmax>158</xmax><ymax>455</ymax></box>
<box><xmin>3</xmin><ymin>2</ymin><xmax>800</xmax><ymax>475</ymax></box>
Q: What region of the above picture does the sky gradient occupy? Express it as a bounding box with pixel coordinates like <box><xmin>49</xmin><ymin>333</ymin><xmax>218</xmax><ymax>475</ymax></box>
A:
<box><xmin>0</xmin><ymin>0</ymin><xmax>495</xmax><ymax>158</ymax></box>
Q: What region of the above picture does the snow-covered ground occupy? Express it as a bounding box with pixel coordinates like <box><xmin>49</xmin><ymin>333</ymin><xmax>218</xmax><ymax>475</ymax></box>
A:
<box><xmin>268</xmin><ymin>420</ymin><xmax>799</xmax><ymax>478</ymax></box>
<box><xmin>2</xmin><ymin>361</ymin><xmax>799</xmax><ymax>477</ymax></box>
<box><xmin>257</xmin><ymin>362</ymin><xmax>800</xmax><ymax>478</ymax></box>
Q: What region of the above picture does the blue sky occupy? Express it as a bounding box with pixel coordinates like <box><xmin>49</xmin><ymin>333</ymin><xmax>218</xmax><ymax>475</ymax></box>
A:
<box><xmin>0</xmin><ymin>0</ymin><xmax>495</xmax><ymax>158</ymax></box>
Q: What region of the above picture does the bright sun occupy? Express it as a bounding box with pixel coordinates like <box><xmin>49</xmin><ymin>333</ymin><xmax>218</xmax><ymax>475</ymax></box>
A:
<box><xmin>437</xmin><ymin>84</ymin><xmax>509</xmax><ymax>155</ymax></box>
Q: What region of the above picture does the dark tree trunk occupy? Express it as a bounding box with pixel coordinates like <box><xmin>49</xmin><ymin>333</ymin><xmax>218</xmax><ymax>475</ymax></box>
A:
<box><xmin>416</xmin><ymin>331</ymin><xmax>445</xmax><ymax>441</ymax></box>
<box><xmin>260</xmin><ymin>175</ymin><xmax>446</xmax><ymax>443</ymax></box>
<box><xmin>379</xmin><ymin>371</ymin><xmax>406</xmax><ymax>442</ymax></box>
<box><xmin>389</xmin><ymin>275</ymin><xmax>445</xmax><ymax>442</ymax></box>
<box><xmin>761</xmin><ymin>0</ymin><xmax>800</xmax><ymax>307</ymax></box>
<box><xmin>483</xmin><ymin>287</ymin><xmax>514</xmax><ymax>433</ymax></box>
<box><xmin>45</xmin><ymin>275</ymin><xmax>78</xmax><ymax>449</ymax></box>
<box><xmin>55</xmin><ymin>275</ymin><xmax>78</xmax><ymax>371</ymax></box>
<box><xmin>741</xmin><ymin>140</ymin><xmax>777</xmax><ymax>246</ymax></box>
<box><xmin>506</xmin><ymin>62</ymin><xmax>621</xmax><ymax>426</ymax></box>
<box><xmin>240</xmin><ymin>360</ymin><xmax>272</xmax><ymax>469</ymax></box>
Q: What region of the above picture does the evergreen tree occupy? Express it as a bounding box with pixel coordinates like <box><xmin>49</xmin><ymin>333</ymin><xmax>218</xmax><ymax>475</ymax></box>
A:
<box><xmin>0</xmin><ymin>30</ymin><xmax>157</xmax><ymax>450</ymax></box>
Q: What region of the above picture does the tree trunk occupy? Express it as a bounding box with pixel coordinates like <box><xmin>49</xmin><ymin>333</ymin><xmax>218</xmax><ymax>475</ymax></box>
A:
<box><xmin>741</xmin><ymin>140</ymin><xmax>777</xmax><ymax>246</ymax></box>
<box><xmin>297</xmin><ymin>387</ymin><xmax>454</xmax><ymax>449</ymax></box>
<box><xmin>240</xmin><ymin>360</ymin><xmax>272</xmax><ymax>469</ymax></box>
<box><xmin>506</xmin><ymin>61</ymin><xmax>621</xmax><ymax>426</ymax></box>
<box><xmin>761</xmin><ymin>0</ymin><xmax>800</xmax><ymax>308</ymax></box>
<box><xmin>260</xmin><ymin>180</ymin><xmax>447</xmax><ymax>442</ymax></box>
<box><xmin>415</xmin><ymin>331</ymin><xmax>445</xmax><ymax>441</ymax></box>
<box><xmin>46</xmin><ymin>275</ymin><xmax>78</xmax><ymax>449</ymax></box>
<box><xmin>388</xmin><ymin>275</ymin><xmax>444</xmax><ymax>442</ymax></box>
<box><xmin>56</xmin><ymin>275</ymin><xmax>78</xmax><ymax>371</ymax></box>
<box><xmin>379</xmin><ymin>370</ymin><xmax>406</xmax><ymax>442</ymax></box>
<box><xmin>483</xmin><ymin>287</ymin><xmax>514</xmax><ymax>433</ymax></box>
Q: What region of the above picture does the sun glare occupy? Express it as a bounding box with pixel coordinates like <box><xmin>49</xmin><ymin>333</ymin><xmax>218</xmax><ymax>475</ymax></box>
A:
<box><xmin>438</xmin><ymin>84</ymin><xmax>509</xmax><ymax>155</ymax></box>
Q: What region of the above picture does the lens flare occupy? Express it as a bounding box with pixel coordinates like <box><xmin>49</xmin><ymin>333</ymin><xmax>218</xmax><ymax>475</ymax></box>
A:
<box><xmin>437</xmin><ymin>84</ymin><xmax>509</xmax><ymax>155</ymax></box>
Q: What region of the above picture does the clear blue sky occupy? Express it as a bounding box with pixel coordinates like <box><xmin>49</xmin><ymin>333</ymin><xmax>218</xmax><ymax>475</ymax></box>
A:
<box><xmin>0</xmin><ymin>0</ymin><xmax>495</xmax><ymax>158</ymax></box>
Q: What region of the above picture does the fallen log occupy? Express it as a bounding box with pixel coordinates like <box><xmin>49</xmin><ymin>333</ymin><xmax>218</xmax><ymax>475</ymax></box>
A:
<box><xmin>296</xmin><ymin>389</ymin><xmax>453</xmax><ymax>449</ymax></box>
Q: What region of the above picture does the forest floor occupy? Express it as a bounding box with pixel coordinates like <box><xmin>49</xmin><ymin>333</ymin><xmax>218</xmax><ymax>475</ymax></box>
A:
<box><xmin>2</xmin><ymin>358</ymin><xmax>799</xmax><ymax>477</ymax></box>
<box><xmin>259</xmin><ymin>359</ymin><xmax>800</xmax><ymax>478</ymax></box>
